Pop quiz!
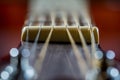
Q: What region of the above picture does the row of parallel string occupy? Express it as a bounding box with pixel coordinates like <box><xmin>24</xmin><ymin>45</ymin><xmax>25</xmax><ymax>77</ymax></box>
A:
<box><xmin>62</xmin><ymin>12</ymin><xmax>89</xmax><ymax>77</ymax></box>
<box><xmin>24</xmin><ymin>11</ymin><xmax>97</xmax><ymax>78</ymax></box>
<box><xmin>34</xmin><ymin>12</ymin><xmax>55</xmax><ymax>73</ymax></box>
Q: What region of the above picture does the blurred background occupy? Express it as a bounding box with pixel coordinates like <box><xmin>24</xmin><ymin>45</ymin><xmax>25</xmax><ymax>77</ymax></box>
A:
<box><xmin>0</xmin><ymin>0</ymin><xmax>120</xmax><ymax>60</ymax></box>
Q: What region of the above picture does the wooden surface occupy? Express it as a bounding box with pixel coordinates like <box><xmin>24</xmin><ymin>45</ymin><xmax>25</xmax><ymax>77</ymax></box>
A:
<box><xmin>20</xmin><ymin>42</ymin><xmax>99</xmax><ymax>79</ymax></box>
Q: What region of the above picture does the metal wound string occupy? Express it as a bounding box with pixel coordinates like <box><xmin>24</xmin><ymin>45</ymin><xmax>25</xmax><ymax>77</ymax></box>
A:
<box><xmin>25</xmin><ymin>16</ymin><xmax>34</xmax><ymax>48</ymax></box>
<box><xmin>62</xmin><ymin>12</ymin><xmax>87</xmax><ymax>77</ymax></box>
<box><xmin>30</xmin><ymin>25</ymin><xmax>42</xmax><ymax>55</ymax></box>
<box><xmin>90</xmin><ymin>26</ymin><xmax>97</xmax><ymax>68</ymax></box>
<box><xmin>34</xmin><ymin>28</ymin><xmax>53</xmax><ymax>73</ymax></box>
<box><xmin>66</xmin><ymin>26</ymin><xmax>87</xmax><ymax>77</ymax></box>
<box><xmin>34</xmin><ymin>12</ymin><xmax>55</xmax><ymax>73</ymax></box>
<box><xmin>73</xmin><ymin>13</ymin><xmax>91</xmax><ymax>68</ymax></box>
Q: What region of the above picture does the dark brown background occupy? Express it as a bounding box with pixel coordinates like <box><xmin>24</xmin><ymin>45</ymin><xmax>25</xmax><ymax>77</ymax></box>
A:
<box><xmin>0</xmin><ymin>0</ymin><xmax>120</xmax><ymax>60</ymax></box>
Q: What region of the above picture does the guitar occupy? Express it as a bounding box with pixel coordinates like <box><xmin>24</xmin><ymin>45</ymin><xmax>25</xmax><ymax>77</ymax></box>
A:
<box><xmin>0</xmin><ymin>0</ymin><xmax>119</xmax><ymax>80</ymax></box>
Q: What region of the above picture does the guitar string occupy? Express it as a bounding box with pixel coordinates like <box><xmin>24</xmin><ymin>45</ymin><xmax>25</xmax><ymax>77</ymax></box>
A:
<box><xmin>24</xmin><ymin>15</ymin><xmax>36</xmax><ymax>49</ymax></box>
<box><xmin>90</xmin><ymin>23</ymin><xmax>96</xmax><ymax>69</ymax></box>
<box><xmin>54</xmin><ymin>12</ymin><xmax>78</xmax><ymax>78</ymax></box>
<box><xmin>66</xmin><ymin>27</ymin><xmax>87</xmax><ymax>77</ymax></box>
<box><xmin>62</xmin><ymin>12</ymin><xmax>88</xmax><ymax>77</ymax></box>
<box><xmin>85</xmin><ymin>15</ymin><xmax>96</xmax><ymax>69</ymax></box>
<box><xmin>30</xmin><ymin>24</ymin><xmax>42</xmax><ymax>57</ymax></box>
<box><xmin>27</xmin><ymin>11</ymin><xmax>95</xmax><ymax>77</ymax></box>
<box><xmin>52</xmin><ymin>12</ymin><xmax>81</xmax><ymax>78</ymax></box>
<box><xmin>34</xmin><ymin>12</ymin><xmax>55</xmax><ymax>73</ymax></box>
<box><xmin>34</xmin><ymin>28</ymin><xmax>53</xmax><ymax>73</ymax></box>
<box><xmin>80</xmin><ymin>12</ymin><xmax>97</xmax><ymax>69</ymax></box>
<box><xmin>51</xmin><ymin>11</ymin><xmax>56</xmax><ymax>26</ymax></box>
<box><xmin>72</xmin><ymin>13</ymin><xmax>91</xmax><ymax>68</ymax></box>
<box><xmin>23</xmin><ymin>0</ymin><xmax>97</xmax><ymax>78</ymax></box>
<box><xmin>30</xmin><ymin>15</ymin><xmax>46</xmax><ymax>53</ymax></box>
<box><xmin>24</xmin><ymin>15</ymin><xmax>42</xmax><ymax>58</ymax></box>
<box><xmin>25</xmin><ymin>20</ymin><xmax>32</xmax><ymax>48</ymax></box>
<box><xmin>81</xmin><ymin>1</ymin><xmax>98</xmax><ymax>69</ymax></box>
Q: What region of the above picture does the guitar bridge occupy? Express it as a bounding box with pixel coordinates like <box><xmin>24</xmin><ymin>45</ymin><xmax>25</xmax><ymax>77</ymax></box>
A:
<box><xmin>21</xmin><ymin>26</ymin><xmax>99</xmax><ymax>43</ymax></box>
<box><xmin>21</xmin><ymin>10</ymin><xmax>99</xmax><ymax>44</ymax></box>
